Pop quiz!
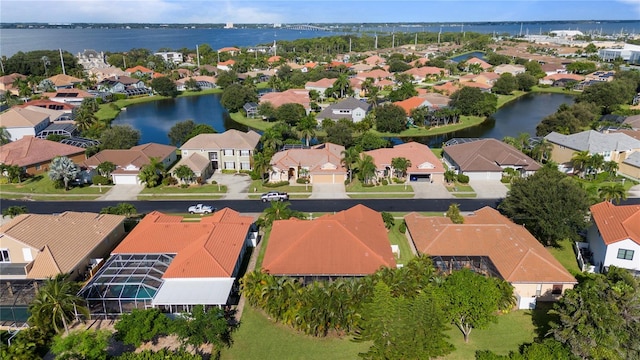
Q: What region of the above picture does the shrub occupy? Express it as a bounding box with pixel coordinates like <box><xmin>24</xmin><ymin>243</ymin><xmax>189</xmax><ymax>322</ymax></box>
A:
<box><xmin>210</xmin><ymin>179</ymin><xmax>217</xmax><ymax>185</ymax></box>
<box><xmin>180</xmin><ymin>184</ymin><xmax>189</xmax><ymax>189</ymax></box>
<box><xmin>392</xmin><ymin>177</ymin><xmax>405</xmax><ymax>184</ymax></box>
<box><xmin>162</xmin><ymin>176</ymin><xmax>178</xmax><ymax>186</ymax></box>
<box><xmin>381</xmin><ymin>179</ymin><xmax>389</xmax><ymax>186</ymax></box>
<box><xmin>296</xmin><ymin>178</ymin><xmax>310</xmax><ymax>184</ymax></box>
<box><xmin>263</xmin><ymin>180</ymin><xmax>290</xmax><ymax>188</ymax></box>
<box><xmin>399</xmin><ymin>220</ymin><xmax>406</xmax><ymax>234</ymax></box>
<box><xmin>115</xmin><ymin>308</ymin><xmax>173</xmax><ymax>347</ymax></box>
<box><xmin>500</xmin><ymin>176</ymin><xmax>511</xmax><ymax>183</ymax></box>
<box><xmin>92</xmin><ymin>175</ymin><xmax>110</xmax><ymax>185</ymax></box>
<box><xmin>249</xmin><ymin>170</ymin><xmax>261</xmax><ymax>180</ymax></box>
<box><xmin>457</xmin><ymin>174</ymin><xmax>470</xmax><ymax>184</ymax></box>
<box><xmin>362</xmin><ymin>183</ymin><xmax>375</xmax><ymax>188</ymax></box>
<box><xmin>221</xmin><ymin>169</ymin><xmax>236</xmax><ymax>174</ymax></box>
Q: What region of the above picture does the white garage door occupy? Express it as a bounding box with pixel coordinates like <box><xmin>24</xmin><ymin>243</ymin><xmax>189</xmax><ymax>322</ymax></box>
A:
<box><xmin>466</xmin><ymin>172</ymin><xmax>501</xmax><ymax>181</ymax></box>
<box><xmin>112</xmin><ymin>174</ymin><xmax>140</xmax><ymax>185</ymax></box>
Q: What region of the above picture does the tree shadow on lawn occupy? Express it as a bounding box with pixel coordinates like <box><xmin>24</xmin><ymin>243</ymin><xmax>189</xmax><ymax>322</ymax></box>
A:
<box><xmin>525</xmin><ymin>301</ymin><xmax>558</xmax><ymax>341</ymax></box>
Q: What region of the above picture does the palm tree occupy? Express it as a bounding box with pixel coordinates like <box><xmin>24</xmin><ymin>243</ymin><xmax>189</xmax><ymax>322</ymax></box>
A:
<box><xmin>260</xmin><ymin>201</ymin><xmax>304</xmax><ymax>228</ymax></box>
<box><xmin>357</xmin><ymin>154</ymin><xmax>377</xmax><ymax>185</ymax></box>
<box><xmin>333</xmin><ymin>74</ymin><xmax>350</xmax><ymax>98</ymax></box>
<box><xmin>96</xmin><ymin>161</ymin><xmax>116</xmax><ymax>178</ymax></box>
<box><xmin>586</xmin><ymin>153</ymin><xmax>604</xmax><ymax>179</ymax></box>
<box><xmin>260</xmin><ymin>128</ymin><xmax>284</xmax><ymax>153</ymax></box>
<box><xmin>571</xmin><ymin>150</ymin><xmax>591</xmax><ymax>177</ymax></box>
<box><xmin>598</xmin><ymin>183</ymin><xmax>627</xmax><ymax>204</ymax></box>
<box><xmin>138</xmin><ymin>157</ymin><xmax>165</xmax><ymax>188</ymax></box>
<box><xmin>341</xmin><ymin>147</ymin><xmax>360</xmax><ymax>183</ymax></box>
<box><xmin>390</xmin><ymin>157</ymin><xmax>412</xmax><ymax>179</ymax></box>
<box><xmin>602</xmin><ymin>161</ymin><xmax>619</xmax><ymax>179</ymax></box>
<box><xmin>28</xmin><ymin>274</ymin><xmax>90</xmax><ymax>334</ymax></box>
<box><xmin>296</xmin><ymin>115</ymin><xmax>317</xmax><ymax>147</ymax></box>
<box><xmin>48</xmin><ymin>156</ymin><xmax>80</xmax><ymax>190</ymax></box>
<box><xmin>74</xmin><ymin>107</ymin><xmax>98</xmax><ymax>132</ymax></box>
<box><xmin>444</xmin><ymin>169</ymin><xmax>457</xmax><ymax>184</ymax></box>
<box><xmin>530</xmin><ymin>138</ymin><xmax>553</xmax><ymax>163</ymax></box>
<box><xmin>174</xmin><ymin>165</ymin><xmax>195</xmax><ymax>184</ymax></box>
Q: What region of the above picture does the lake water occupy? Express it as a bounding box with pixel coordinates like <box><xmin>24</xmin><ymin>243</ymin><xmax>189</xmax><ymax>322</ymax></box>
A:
<box><xmin>450</xmin><ymin>51</ymin><xmax>485</xmax><ymax>62</ymax></box>
<box><xmin>113</xmin><ymin>92</ymin><xmax>574</xmax><ymax>146</ymax></box>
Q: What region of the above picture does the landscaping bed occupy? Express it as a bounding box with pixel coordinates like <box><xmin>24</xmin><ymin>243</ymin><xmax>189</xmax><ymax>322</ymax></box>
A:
<box><xmin>249</xmin><ymin>180</ymin><xmax>312</xmax><ymax>193</ymax></box>
<box><xmin>139</xmin><ymin>183</ymin><xmax>228</xmax><ymax>194</ymax></box>
<box><xmin>346</xmin><ymin>180</ymin><xmax>413</xmax><ymax>193</ymax></box>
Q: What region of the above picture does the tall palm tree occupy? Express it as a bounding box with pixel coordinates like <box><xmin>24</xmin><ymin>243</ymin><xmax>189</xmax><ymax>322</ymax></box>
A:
<box><xmin>138</xmin><ymin>157</ymin><xmax>165</xmax><ymax>188</ymax></box>
<box><xmin>0</xmin><ymin>126</ymin><xmax>11</xmax><ymax>145</ymax></box>
<box><xmin>571</xmin><ymin>150</ymin><xmax>591</xmax><ymax>178</ymax></box>
<box><xmin>341</xmin><ymin>147</ymin><xmax>360</xmax><ymax>183</ymax></box>
<box><xmin>260</xmin><ymin>128</ymin><xmax>284</xmax><ymax>153</ymax></box>
<box><xmin>296</xmin><ymin>115</ymin><xmax>317</xmax><ymax>147</ymax></box>
<box><xmin>391</xmin><ymin>157</ymin><xmax>412</xmax><ymax>179</ymax></box>
<box><xmin>586</xmin><ymin>153</ymin><xmax>604</xmax><ymax>179</ymax></box>
<box><xmin>252</xmin><ymin>151</ymin><xmax>273</xmax><ymax>182</ymax></box>
<box><xmin>598</xmin><ymin>183</ymin><xmax>627</xmax><ymax>204</ymax></box>
<box><xmin>333</xmin><ymin>74</ymin><xmax>350</xmax><ymax>99</ymax></box>
<box><xmin>357</xmin><ymin>154</ymin><xmax>377</xmax><ymax>185</ymax></box>
<box><xmin>28</xmin><ymin>274</ymin><xmax>90</xmax><ymax>334</ymax></box>
<box><xmin>602</xmin><ymin>161</ymin><xmax>619</xmax><ymax>179</ymax></box>
<box><xmin>531</xmin><ymin>138</ymin><xmax>553</xmax><ymax>163</ymax></box>
<box><xmin>48</xmin><ymin>156</ymin><xmax>80</xmax><ymax>190</ymax></box>
<box><xmin>74</xmin><ymin>107</ymin><xmax>98</xmax><ymax>132</ymax></box>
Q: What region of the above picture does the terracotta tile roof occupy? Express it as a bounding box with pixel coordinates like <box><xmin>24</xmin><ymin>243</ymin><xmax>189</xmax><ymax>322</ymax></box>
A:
<box><xmin>125</xmin><ymin>65</ymin><xmax>153</xmax><ymax>74</ymax></box>
<box><xmin>262</xmin><ymin>204</ymin><xmax>396</xmax><ymax>276</ymax></box>
<box><xmin>403</xmin><ymin>66</ymin><xmax>447</xmax><ymax>79</ymax></box>
<box><xmin>543</xmin><ymin>73</ymin><xmax>585</xmax><ymax>81</ymax></box>
<box><xmin>433</xmin><ymin>81</ymin><xmax>459</xmax><ymax>95</ymax></box>
<box><xmin>409</xmin><ymin>58</ymin><xmax>429</xmax><ymax>67</ymax></box>
<box><xmin>0</xmin><ymin>107</ymin><xmax>50</xmax><ymax>128</ymax></box>
<box><xmin>365</xmin><ymin>142</ymin><xmax>444</xmax><ymax>174</ymax></box>
<box><xmin>181</xmin><ymin>129</ymin><xmax>261</xmax><ymax>150</ymax></box>
<box><xmin>0</xmin><ymin>212</ymin><xmax>125</xmax><ymax>279</ymax></box>
<box><xmin>83</xmin><ymin>143</ymin><xmax>176</xmax><ymax>169</ymax></box>
<box><xmin>305</xmin><ymin>78</ymin><xmax>336</xmax><ymax>89</ymax></box>
<box><xmin>590</xmin><ymin>201</ymin><xmax>640</xmax><ymax>246</ymax></box>
<box><xmin>43</xmin><ymin>88</ymin><xmax>95</xmax><ymax>99</ymax></box>
<box><xmin>112</xmin><ymin>209</ymin><xmax>253</xmax><ymax>278</ymax></box>
<box><xmin>17</xmin><ymin>99</ymin><xmax>75</xmax><ymax>110</ymax></box>
<box><xmin>393</xmin><ymin>96</ymin><xmax>432</xmax><ymax>115</ymax></box>
<box><xmin>218</xmin><ymin>60</ymin><xmax>235</xmax><ymax>66</ymax></box>
<box><xmin>267</xmin><ymin>55</ymin><xmax>282</xmax><ymax>63</ymax></box>
<box><xmin>259</xmin><ymin>89</ymin><xmax>310</xmax><ymax>110</ymax></box>
<box><xmin>271</xmin><ymin>142</ymin><xmax>346</xmax><ymax>175</ymax></box>
<box><xmin>0</xmin><ymin>137</ymin><xmax>85</xmax><ymax>167</ymax></box>
<box><xmin>218</xmin><ymin>47</ymin><xmax>241</xmax><ymax>53</ymax></box>
<box><xmin>363</xmin><ymin>55</ymin><xmax>385</xmax><ymax>65</ymax></box>
<box><xmin>355</xmin><ymin>69</ymin><xmax>392</xmax><ymax>81</ymax></box>
<box><xmin>444</xmin><ymin>138</ymin><xmax>540</xmax><ymax>172</ymax></box>
<box><xmin>47</xmin><ymin>74</ymin><xmax>83</xmax><ymax>87</ymax></box>
<box><xmin>0</xmin><ymin>73</ymin><xmax>26</xmax><ymax>87</ymax></box>
<box><xmin>404</xmin><ymin>207</ymin><xmax>576</xmax><ymax>284</ymax></box>
<box><xmin>465</xmin><ymin>57</ymin><xmax>492</xmax><ymax>69</ymax></box>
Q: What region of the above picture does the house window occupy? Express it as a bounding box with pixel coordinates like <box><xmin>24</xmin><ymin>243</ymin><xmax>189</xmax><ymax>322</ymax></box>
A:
<box><xmin>0</xmin><ymin>249</ymin><xmax>10</xmax><ymax>262</ymax></box>
<box><xmin>35</xmin><ymin>164</ymin><xmax>42</xmax><ymax>170</ymax></box>
<box><xmin>617</xmin><ymin>249</ymin><xmax>634</xmax><ymax>260</ymax></box>
<box><xmin>224</xmin><ymin>162</ymin><xmax>235</xmax><ymax>169</ymax></box>
<box><xmin>240</xmin><ymin>162</ymin><xmax>250</xmax><ymax>170</ymax></box>
<box><xmin>240</xmin><ymin>150</ymin><xmax>250</xmax><ymax>157</ymax></box>
<box><xmin>223</xmin><ymin>149</ymin><xmax>234</xmax><ymax>156</ymax></box>
<box><xmin>551</xmin><ymin>284</ymin><xmax>563</xmax><ymax>295</ymax></box>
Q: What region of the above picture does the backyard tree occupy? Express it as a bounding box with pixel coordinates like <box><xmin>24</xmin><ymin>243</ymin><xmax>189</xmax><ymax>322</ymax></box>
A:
<box><xmin>296</xmin><ymin>114</ymin><xmax>317</xmax><ymax>147</ymax></box>
<box><xmin>115</xmin><ymin>308</ymin><xmax>174</xmax><ymax>347</ymax></box>
<box><xmin>215</xmin><ymin>70</ymin><xmax>238</xmax><ymax>89</ymax></box>
<box><xmin>492</xmin><ymin>73</ymin><xmax>518</xmax><ymax>95</ymax></box>
<box><xmin>516</xmin><ymin>73</ymin><xmax>537</xmax><ymax>91</ymax></box>
<box><xmin>445</xmin><ymin>203</ymin><xmax>464</xmax><ymax>224</ymax></box>
<box><xmin>325</xmin><ymin>121</ymin><xmax>354</xmax><ymax>148</ymax></box>
<box><xmin>150</xmin><ymin>76</ymin><xmax>178</xmax><ymax>97</ymax></box>
<box><xmin>168</xmin><ymin>120</ymin><xmax>196</xmax><ymax>146</ymax></box>
<box><xmin>28</xmin><ymin>274</ymin><xmax>90</xmax><ymax>335</ymax></box>
<box><xmin>48</xmin><ymin>156</ymin><xmax>80</xmax><ymax>190</ymax></box>
<box><xmin>449</xmin><ymin>87</ymin><xmax>497</xmax><ymax>117</ymax></box>
<box><xmin>598</xmin><ymin>183</ymin><xmax>627</xmax><ymax>204</ymax></box>
<box><xmin>440</xmin><ymin>269</ymin><xmax>507</xmax><ymax>343</ymax></box>
<box><xmin>375</xmin><ymin>103</ymin><xmax>407</xmax><ymax>133</ymax></box>
<box><xmin>100</xmin><ymin>125</ymin><xmax>140</xmax><ymax>150</ymax></box>
<box><xmin>275</xmin><ymin>103</ymin><xmax>306</xmax><ymax>126</ymax></box>
<box><xmin>186</xmin><ymin>123</ymin><xmax>216</xmax><ymax>141</ymax></box>
<box><xmin>498</xmin><ymin>165</ymin><xmax>590</xmax><ymax>246</ymax></box>
<box><xmin>51</xmin><ymin>329</ymin><xmax>110</xmax><ymax>360</ymax></box>
<box><xmin>220</xmin><ymin>84</ymin><xmax>257</xmax><ymax>112</ymax></box>
<box><xmin>173</xmin><ymin>305</ymin><xmax>233</xmax><ymax>353</ymax></box>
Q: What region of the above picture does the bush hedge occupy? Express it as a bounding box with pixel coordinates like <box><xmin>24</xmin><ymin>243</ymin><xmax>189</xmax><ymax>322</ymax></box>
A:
<box><xmin>456</xmin><ymin>174</ymin><xmax>470</xmax><ymax>184</ymax></box>
<box><xmin>263</xmin><ymin>181</ymin><xmax>290</xmax><ymax>188</ymax></box>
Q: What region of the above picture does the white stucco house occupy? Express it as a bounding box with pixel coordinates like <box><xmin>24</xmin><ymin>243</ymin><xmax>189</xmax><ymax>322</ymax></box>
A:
<box><xmin>0</xmin><ymin>107</ymin><xmax>51</xmax><ymax>141</ymax></box>
<box><xmin>315</xmin><ymin>97</ymin><xmax>371</xmax><ymax>123</ymax></box>
<box><xmin>585</xmin><ymin>201</ymin><xmax>640</xmax><ymax>275</ymax></box>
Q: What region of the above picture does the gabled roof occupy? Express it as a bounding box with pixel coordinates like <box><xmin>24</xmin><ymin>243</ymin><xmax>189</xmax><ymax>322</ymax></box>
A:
<box><xmin>270</xmin><ymin>142</ymin><xmax>346</xmax><ymax>175</ymax></box>
<box><xmin>365</xmin><ymin>142</ymin><xmax>444</xmax><ymax>174</ymax></box>
<box><xmin>0</xmin><ymin>137</ymin><xmax>85</xmax><ymax>167</ymax></box>
<box><xmin>363</xmin><ymin>55</ymin><xmax>385</xmax><ymax>65</ymax></box>
<box><xmin>83</xmin><ymin>143</ymin><xmax>176</xmax><ymax>168</ymax></box>
<box><xmin>393</xmin><ymin>96</ymin><xmax>432</xmax><ymax>115</ymax></box>
<box><xmin>17</xmin><ymin>99</ymin><xmax>75</xmax><ymax>110</ymax></box>
<box><xmin>465</xmin><ymin>57</ymin><xmax>492</xmax><ymax>69</ymax></box>
<box><xmin>125</xmin><ymin>65</ymin><xmax>153</xmax><ymax>74</ymax></box>
<box><xmin>0</xmin><ymin>73</ymin><xmax>26</xmax><ymax>86</ymax></box>
<box><xmin>545</xmin><ymin>130</ymin><xmax>640</xmax><ymax>153</ymax></box>
<box><xmin>259</xmin><ymin>89</ymin><xmax>310</xmax><ymax>109</ymax></box>
<box><xmin>0</xmin><ymin>107</ymin><xmax>50</xmax><ymax>128</ymax></box>
<box><xmin>316</xmin><ymin>97</ymin><xmax>371</xmax><ymax>120</ymax></box>
<box><xmin>262</xmin><ymin>204</ymin><xmax>396</xmax><ymax>276</ymax></box>
<box><xmin>112</xmin><ymin>209</ymin><xmax>253</xmax><ymax>278</ymax></box>
<box><xmin>403</xmin><ymin>66</ymin><xmax>446</xmax><ymax>78</ymax></box>
<box><xmin>47</xmin><ymin>74</ymin><xmax>83</xmax><ymax>87</ymax></box>
<box><xmin>305</xmin><ymin>78</ymin><xmax>336</xmax><ymax>89</ymax></box>
<box><xmin>355</xmin><ymin>69</ymin><xmax>392</xmax><ymax>81</ymax></box>
<box><xmin>404</xmin><ymin>207</ymin><xmax>576</xmax><ymax>284</ymax></box>
<box><xmin>444</xmin><ymin>138</ymin><xmax>541</xmax><ymax>172</ymax></box>
<box><xmin>43</xmin><ymin>88</ymin><xmax>94</xmax><ymax>99</ymax></box>
<box><xmin>0</xmin><ymin>212</ymin><xmax>125</xmax><ymax>279</ymax></box>
<box><xmin>590</xmin><ymin>201</ymin><xmax>640</xmax><ymax>246</ymax></box>
<box><xmin>181</xmin><ymin>129</ymin><xmax>261</xmax><ymax>150</ymax></box>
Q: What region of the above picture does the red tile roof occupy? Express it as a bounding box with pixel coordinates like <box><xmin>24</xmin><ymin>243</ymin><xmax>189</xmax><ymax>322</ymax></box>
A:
<box><xmin>0</xmin><ymin>137</ymin><xmax>85</xmax><ymax>168</ymax></box>
<box><xmin>590</xmin><ymin>201</ymin><xmax>640</xmax><ymax>246</ymax></box>
<box><xmin>262</xmin><ymin>204</ymin><xmax>396</xmax><ymax>276</ymax></box>
<box><xmin>404</xmin><ymin>207</ymin><xmax>576</xmax><ymax>284</ymax></box>
<box><xmin>465</xmin><ymin>57</ymin><xmax>492</xmax><ymax>69</ymax></box>
<box><xmin>259</xmin><ymin>89</ymin><xmax>310</xmax><ymax>109</ymax></box>
<box><xmin>365</xmin><ymin>142</ymin><xmax>445</xmax><ymax>175</ymax></box>
<box><xmin>393</xmin><ymin>96</ymin><xmax>431</xmax><ymax>115</ymax></box>
<box><xmin>112</xmin><ymin>209</ymin><xmax>253</xmax><ymax>278</ymax></box>
<box><xmin>125</xmin><ymin>65</ymin><xmax>153</xmax><ymax>74</ymax></box>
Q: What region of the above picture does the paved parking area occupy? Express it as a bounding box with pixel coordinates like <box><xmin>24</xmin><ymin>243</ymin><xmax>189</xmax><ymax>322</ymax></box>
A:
<box><xmin>208</xmin><ymin>172</ymin><xmax>252</xmax><ymax>199</ymax></box>
<box><xmin>470</xmin><ymin>180</ymin><xmax>509</xmax><ymax>199</ymax></box>
<box><xmin>309</xmin><ymin>183</ymin><xmax>348</xmax><ymax>199</ymax></box>
<box><xmin>411</xmin><ymin>181</ymin><xmax>453</xmax><ymax>199</ymax></box>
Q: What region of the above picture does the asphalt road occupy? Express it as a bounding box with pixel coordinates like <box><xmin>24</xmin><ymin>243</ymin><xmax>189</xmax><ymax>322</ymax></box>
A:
<box><xmin>2</xmin><ymin>198</ymin><xmax>640</xmax><ymax>215</ymax></box>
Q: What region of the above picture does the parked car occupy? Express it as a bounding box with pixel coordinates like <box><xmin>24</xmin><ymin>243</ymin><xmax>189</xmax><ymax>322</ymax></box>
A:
<box><xmin>188</xmin><ymin>204</ymin><xmax>215</xmax><ymax>214</ymax></box>
<box><xmin>261</xmin><ymin>191</ymin><xmax>289</xmax><ymax>202</ymax></box>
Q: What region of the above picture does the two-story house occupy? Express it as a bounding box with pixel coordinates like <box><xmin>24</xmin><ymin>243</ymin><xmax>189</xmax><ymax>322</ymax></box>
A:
<box><xmin>179</xmin><ymin>129</ymin><xmax>261</xmax><ymax>172</ymax></box>
<box><xmin>0</xmin><ymin>107</ymin><xmax>51</xmax><ymax>141</ymax></box>
<box><xmin>316</xmin><ymin>97</ymin><xmax>371</xmax><ymax>123</ymax></box>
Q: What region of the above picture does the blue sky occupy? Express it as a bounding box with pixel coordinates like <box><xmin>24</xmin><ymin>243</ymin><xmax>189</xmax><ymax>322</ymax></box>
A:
<box><xmin>1</xmin><ymin>0</ymin><xmax>638</xmax><ymax>23</ymax></box>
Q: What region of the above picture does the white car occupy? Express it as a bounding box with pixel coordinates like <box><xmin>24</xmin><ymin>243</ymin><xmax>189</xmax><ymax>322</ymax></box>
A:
<box><xmin>260</xmin><ymin>191</ymin><xmax>289</xmax><ymax>202</ymax></box>
<box><xmin>188</xmin><ymin>204</ymin><xmax>215</xmax><ymax>214</ymax></box>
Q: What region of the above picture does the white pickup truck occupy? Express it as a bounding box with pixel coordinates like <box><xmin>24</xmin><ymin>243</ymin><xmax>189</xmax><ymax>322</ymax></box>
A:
<box><xmin>188</xmin><ymin>204</ymin><xmax>215</xmax><ymax>214</ymax></box>
<box><xmin>260</xmin><ymin>191</ymin><xmax>289</xmax><ymax>202</ymax></box>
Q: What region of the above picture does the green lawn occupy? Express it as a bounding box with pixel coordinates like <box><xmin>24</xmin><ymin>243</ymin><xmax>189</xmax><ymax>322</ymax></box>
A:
<box><xmin>547</xmin><ymin>239</ymin><xmax>582</xmax><ymax>275</ymax></box>
<box><xmin>431</xmin><ymin>148</ymin><xmax>443</xmax><ymax>158</ymax></box>
<box><xmin>444</xmin><ymin>310</ymin><xmax>538</xmax><ymax>360</ymax></box>
<box><xmin>137</xmin><ymin>194</ymin><xmax>225</xmax><ymax>200</ymax></box>
<box><xmin>250</xmin><ymin>180</ymin><xmax>312</xmax><ymax>193</ymax></box>
<box><xmin>388</xmin><ymin>222</ymin><xmax>415</xmax><ymax>265</ymax></box>
<box><xmin>445</xmin><ymin>183</ymin><xmax>474</xmax><ymax>192</ymax></box>
<box><xmin>255</xmin><ymin>228</ymin><xmax>271</xmax><ymax>269</ymax></box>
<box><xmin>453</xmin><ymin>193</ymin><xmax>478</xmax><ymax>198</ymax></box>
<box><xmin>0</xmin><ymin>176</ymin><xmax>105</xmax><ymax>194</ymax></box>
<box><xmin>220</xmin><ymin>306</ymin><xmax>370</xmax><ymax>360</ymax></box>
<box><xmin>0</xmin><ymin>193</ymin><xmax>101</xmax><ymax>201</ymax></box>
<box><xmin>346</xmin><ymin>180</ymin><xmax>413</xmax><ymax>193</ymax></box>
<box><xmin>496</xmin><ymin>91</ymin><xmax>526</xmax><ymax>108</ymax></box>
<box><xmin>139</xmin><ymin>183</ymin><xmax>227</xmax><ymax>194</ymax></box>
<box><xmin>373</xmin><ymin>115</ymin><xmax>486</xmax><ymax>138</ymax></box>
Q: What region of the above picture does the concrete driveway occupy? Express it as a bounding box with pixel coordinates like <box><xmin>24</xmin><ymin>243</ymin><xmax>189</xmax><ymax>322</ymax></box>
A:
<box><xmin>208</xmin><ymin>172</ymin><xmax>252</xmax><ymax>199</ymax></box>
<box><xmin>309</xmin><ymin>183</ymin><xmax>348</xmax><ymax>199</ymax></box>
<box><xmin>470</xmin><ymin>180</ymin><xmax>509</xmax><ymax>199</ymax></box>
<box><xmin>98</xmin><ymin>184</ymin><xmax>145</xmax><ymax>201</ymax></box>
<box><xmin>629</xmin><ymin>184</ymin><xmax>640</xmax><ymax>198</ymax></box>
<box><xmin>411</xmin><ymin>181</ymin><xmax>453</xmax><ymax>199</ymax></box>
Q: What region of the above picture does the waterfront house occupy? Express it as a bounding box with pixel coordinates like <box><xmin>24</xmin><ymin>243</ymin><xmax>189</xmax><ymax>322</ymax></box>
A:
<box><xmin>259</xmin><ymin>89</ymin><xmax>311</xmax><ymax>113</ymax></box>
<box><xmin>46</xmin><ymin>74</ymin><xmax>83</xmax><ymax>89</ymax></box>
<box><xmin>315</xmin><ymin>97</ymin><xmax>371</xmax><ymax>123</ymax></box>
<box><xmin>402</xmin><ymin>66</ymin><xmax>448</xmax><ymax>83</ymax></box>
<box><xmin>154</xmin><ymin>51</ymin><xmax>184</xmax><ymax>64</ymax></box>
<box><xmin>0</xmin><ymin>73</ymin><xmax>27</xmax><ymax>96</ymax></box>
<box><xmin>0</xmin><ymin>212</ymin><xmax>126</xmax><ymax>281</ymax></box>
<box><xmin>304</xmin><ymin>78</ymin><xmax>336</xmax><ymax>95</ymax></box>
<box><xmin>43</xmin><ymin>88</ymin><xmax>96</xmax><ymax>106</ymax></box>
<box><xmin>493</xmin><ymin>64</ymin><xmax>526</xmax><ymax>76</ymax></box>
<box><xmin>175</xmin><ymin>75</ymin><xmax>217</xmax><ymax>91</ymax></box>
<box><xmin>179</xmin><ymin>129</ymin><xmax>261</xmax><ymax>173</ymax></box>
<box><xmin>404</xmin><ymin>207</ymin><xmax>577</xmax><ymax>309</ymax></box>
<box><xmin>217</xmin><ymin>60</ymin><xmax>235</xmax><ymax>71</ymax></box>
<box><xmin>585</xmin><ymin>201</ymin><xmax>640</xmax><ymax>275</ymax></box>
<box><xmin>98</xmin><ymin>75</ymin><xmax>146</xmax><ymax>93</ymax></box>
<box><xmin>262</xmin><ymin>204</ymin><xmax>396</xmax><ymax>281</ymax></box>
<box><xmin>0</xmin><ymin>107</ymin><xmax>51</xmax><ymax>141</ymax></box>
<box><xmin>268</xmin><ymin>143</ymin><xmax>346</xmax><ymax>184</ymax></box>
<box><xmin>125</xmin><ymin>65</ymin><xmax>154</xmax><ymax>77</ymax></box>
<box><xmin>365</xmin><ymin>142</ymin><xmax>445</xmax><ymax>183</ymax></box>
<box><xmin>79</xmin><ymin>209</ymin><xmax>256</xmax><ymax>315</ymax></box>
<box><xmin>0</xmin><ymin>137</ymin><xmax>85</xmax><ymax>175</ymax></box>
<box><xmin>463</xmin><ymin>57</ymin><xmax>492</xmax><ymax>71</ymax></box>
<box><xmin>443</xmin><ymin>138</ymin><xmax>541</xmax><ymax>180</ymax></box>
<box><xmin>83</xmin><ymin>143</ymin><xmax>177</xmax><ymax>185</ymax></box>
